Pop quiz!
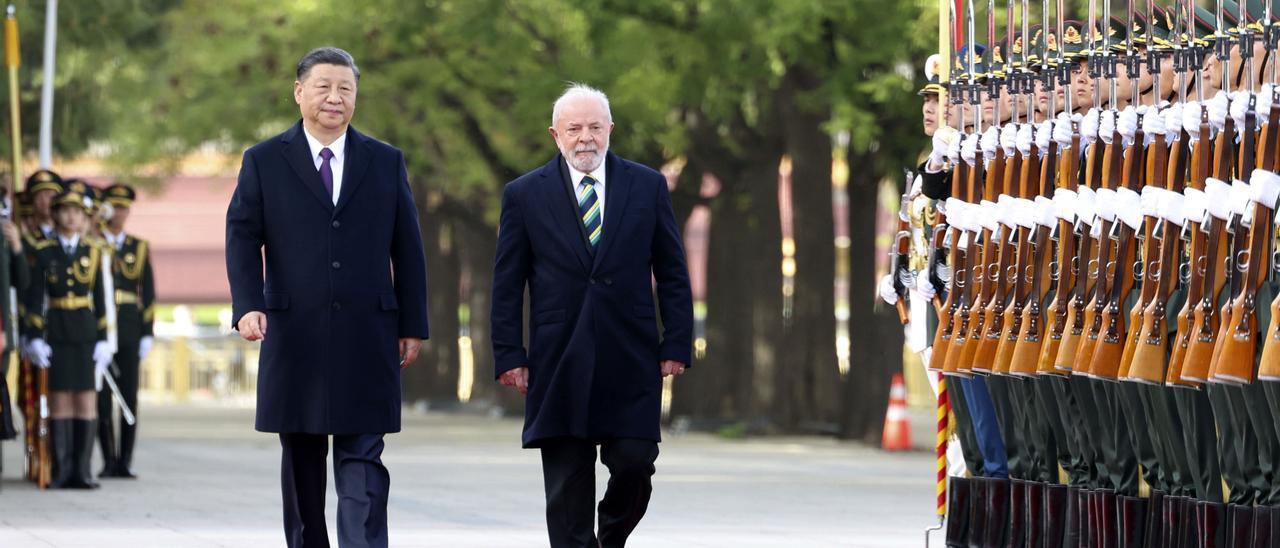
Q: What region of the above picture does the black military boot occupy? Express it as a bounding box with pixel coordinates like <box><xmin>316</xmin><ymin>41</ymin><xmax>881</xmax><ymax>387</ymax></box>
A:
<box><xmin>1198</xmin><ymin>501</ymin><xmax>1226</xmax><ymax>548</ymax></box>
<box><xmin>983</xmin><ymin>478</ymin><xmax>1010</xmax><ymax>548</ymax></box>
<box><xmin>969</xmin><ymin>478</ymin><xmax>988</xmax><ymax>548</ymax></box>
<box><xmin>1159</xmin><ymin>496</ymin><xmax>1180</xmax><ymax>548</ymax></box>
<box><xmin>66</xmin><ymin>419</ymin><xmax>99</xmax><ymax>489</ymax></box>
<box><xmin>1251</xmin><ymin>506</ymin><xmax>1272</xmax><ymax>548</ymax></box>
<box><xmin>1086</xmin><ymin>490</ymin><xmax>1100</xmax><ymax>548</ymax></box>
<box><xmin>1141</xmin><ymin>491</ymin><xmax>1163</xmax><ymax>548</ymax></box>
<box><xmin>116</xmin><ymin>421</ymin><xmax>137</xmax><ymax>479</ymax></box>
<box><xmin>1024</xmin><ymin>481</ymin><xmax>1045</xmax><ymax>548</ymax></box>
<box><xmin>97</xmin><ymin>412</ymin><xmax>118</xmax><ymax>477</ymax></box>
<box><xmin>1225</xmin><ymin>505</ymin><xmax>1253</xmax><ymax>548</ymax></box>
<box><xmin>1044</xmin><ymin>484</ymin><xmax>1068</xmax><ymax>548</ymax></box>
<box><xmin>1118</xmin><ymin>495</ymin><xmax>1145</xmax><ymax>548</ymax></box>
<box><xmin>1098</xmin><ymin>491</ymin><xmax>1119</xmax><ymax>548</ymax></box>
<box><xmin>48</xmin><ymin>419</ymin><xmax>73</xmax><ymax>488</ymax></box>
<box><xmin>1007</xmin><ymin>479</ymin><xmax>1026</xmax><ymax>548</ymax></box>
<box><xmin>946</xmin><ymin>477</ymin><xmax>972</xmax><ymax>547</ymax></box>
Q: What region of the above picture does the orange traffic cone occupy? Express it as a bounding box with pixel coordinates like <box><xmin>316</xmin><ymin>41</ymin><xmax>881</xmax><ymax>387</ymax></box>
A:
<box><xmin>882</xmin><ymin>373</ymin><xmax>912</xmax><ymax>451</ymax></box>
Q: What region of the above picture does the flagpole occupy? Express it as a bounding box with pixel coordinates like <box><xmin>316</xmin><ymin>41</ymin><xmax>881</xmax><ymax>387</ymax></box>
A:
<box><xmin>37</xmin><ymin>0</ymin><xmax>54</xmax><ymax>169</ymax></box>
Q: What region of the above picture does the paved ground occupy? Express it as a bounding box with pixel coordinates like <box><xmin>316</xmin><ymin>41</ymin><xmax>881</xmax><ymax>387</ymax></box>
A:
<box><xmin>0</xmin><ymin>404</ymin><xmax>939</xmax><ymax>547</ymax></box>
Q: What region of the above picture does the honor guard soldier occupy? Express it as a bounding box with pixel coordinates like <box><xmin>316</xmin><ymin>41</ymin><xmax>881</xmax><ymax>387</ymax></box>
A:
<box><xmin>0</xmin><ymin>174</ymin><xmax>30</xmax><ymax>475</ymax></box>
<box><xmin>22</xmin><ymin>188</ymin><xmax>111</xmax><ymax>489</ymax></box>
<box><xmin>95</xmin><ymin>183</ymin><xmax>152</xmax><ymax>479</ymax></box>
<box><xmin>25</xmin><ymin>169</ymin><xmax>61</xmax><ymax>244</ymax></box>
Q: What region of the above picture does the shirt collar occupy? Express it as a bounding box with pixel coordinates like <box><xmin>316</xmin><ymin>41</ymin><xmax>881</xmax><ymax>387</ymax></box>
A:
<box><xmin>566</xmin><ymin>159</ymin><xmax>606</xmax><ymax>189</ymax></box>
<box><xmin>58</xmin><ymin>233</ymin><xmax>79</xmax><ymax>250</ymax></box>
<box><xmin>303</xmin><ymin>126</ymin><xmax>347</xmax><ymax>163</ymax></box>
<box><xmin>103</xmin><ymin>229</ymin><xmax>126</xmax><ymax>247</ymax></box>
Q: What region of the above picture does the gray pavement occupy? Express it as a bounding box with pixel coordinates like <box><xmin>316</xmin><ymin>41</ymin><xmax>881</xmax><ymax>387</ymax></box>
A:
<box><xmin>0</xmin><ymin>404</ymin><xmax>939</xmax><ymax>547</ymax></box>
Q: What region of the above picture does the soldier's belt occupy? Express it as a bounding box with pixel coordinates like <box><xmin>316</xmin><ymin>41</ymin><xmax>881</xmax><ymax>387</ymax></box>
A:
<box><xmin>48</xmin><ymin>295</ymin><xmax>92</xmax><ymax>310</ymax></box>
<box><xmin>115</xmin><ymin>290</ymin><xmax>139</xmax><ymax>305</ymax></box>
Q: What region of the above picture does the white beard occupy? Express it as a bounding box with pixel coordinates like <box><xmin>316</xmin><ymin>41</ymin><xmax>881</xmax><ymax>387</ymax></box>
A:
<box><xmin>565</xmin><ymin>143</ymin><xmax>608</xmax><ymax>172</ymax></box>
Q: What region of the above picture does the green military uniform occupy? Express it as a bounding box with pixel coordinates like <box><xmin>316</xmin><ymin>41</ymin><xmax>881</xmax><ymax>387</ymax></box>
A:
<box><xmin>96</xmin><ymin>183</ymin><xmax>153</xmax><ymax>479</ymax></box>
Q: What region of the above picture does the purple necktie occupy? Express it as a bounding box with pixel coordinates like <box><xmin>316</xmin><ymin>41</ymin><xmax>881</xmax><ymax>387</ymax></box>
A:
<box><xmin>319</xmin><ymin>147</ymin><xmax>334</xmax><ymax>200</ymax></box>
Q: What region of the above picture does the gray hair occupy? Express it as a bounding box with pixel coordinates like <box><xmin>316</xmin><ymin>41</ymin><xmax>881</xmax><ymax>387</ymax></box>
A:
<box><xmin>296</xmin><ymin>47</ymin><xmax>361</xmax><ymax>82</ymax></box>
<box><xmin>551</xmin><ymin>83</ymin><xmax>612</xmax><ymax>126</ymax></box>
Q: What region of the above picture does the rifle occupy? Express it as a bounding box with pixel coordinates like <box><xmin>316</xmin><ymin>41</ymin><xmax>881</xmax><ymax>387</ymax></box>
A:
<box><xmin>1039</xmin><ymin>8</ymin><xmax>1078</xmax><ymax>375</ymax></box>
<box><xmin>1255</xmin><ymin>7</ymin><xmax>1280</xmax><ymax>382</ymax></box>
<box><xmin>1011</xmin><ymin>114</ymin><xmax>1056</xmax><ymax>377</ymax></box>
<box><xmin>1219</xmin><ymin>22</ymin><xmax>1277</xmax><ymax>382</ymax></box>
<box><xmin>968</xmin><ymin>1</ymin><xmax>1008</xmax><ymax>375</ymax></box>
<box><xmin>1180</xmin><ymin>111</ymin><xmax>1235</xmax><ymax>383</ymax></box>
<box><xmin>891</xmin><ymin>185</ymin><xmax>914</xmax><ymax>325</ymax></box>
<box><xmin>1127</xmin><ymin>13</ymin><xmax>1182</xmax><ymax>383</ymax></box>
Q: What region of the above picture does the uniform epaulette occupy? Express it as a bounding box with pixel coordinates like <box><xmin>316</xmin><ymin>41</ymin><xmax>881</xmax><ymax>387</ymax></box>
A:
<box><xmin>83</xmin><ymin>235</ymin><xmax>108</xmax><ymax>249</ymax></box>
<box><xmin>29</xmin><ymin>238</ymin><xmax>56</xmax><ymax>250</ymax></box>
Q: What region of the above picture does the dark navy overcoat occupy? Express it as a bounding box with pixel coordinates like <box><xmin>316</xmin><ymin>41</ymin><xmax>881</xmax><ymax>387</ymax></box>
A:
<box><xmin>491</xmin><ymin>152</ymin><xmax>693</xmax><ymax>448</ymax></box>
<box><xmin>226</xmin><ymin>121</ymin><xmax>429</xmax><ymax>435</ymax></box>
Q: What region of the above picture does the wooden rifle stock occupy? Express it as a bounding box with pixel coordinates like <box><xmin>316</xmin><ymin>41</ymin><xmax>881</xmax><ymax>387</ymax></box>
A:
<box><xmin>1220</xmin><ymin>98</ymin><xmax>1279</xmax><ymax>383</ymax></box>
<box><xmin>992</xmin><ymin>144</ymin><xmax>1032</xmax><ymax>376</ymax></box>
<box><xmin>1012</xmin><ymin>136</ymin><xmax>1054</xmax><ymax>377</ymax></box>
<box><xmin>1076</xmin><ymin>130</ymin><xmax>1123</xmax><ymax>377</ymax></box>
<box><xmin>1092</xmin><ymin>123</ymin><xmax>1145</xmax><ymax>380</ymax></box>
<box><xmin>1128</xmin><ymin>126</ymin><xmax>1181</xmax><ymax>385</ymax></box>
<box><xmin>932</xmin><ymin>161</ymin><xmax>967</xmax><ymax>373</ymax></box>
<box><xmin>944</xmin><ymin>153</ymin><xmax>987</xmax><ymax>376</ymax></box>
<box><xmin>1182</xmin><ymin>116</ymin><xmax>1235</xmax><ymax>383</ymax></box>
<box><xmin>967</xmin><ymin>146</ymin><xmax>1005</xmax><ymax>375</ymax></box>
<box><xmin>1056</xmin><ymin>135</ymin><xmax>1099</xmax><ymax>373</ymax></box>
<box><xmin>1168</xmin><ymin>125</ymin><xmax>1210</xmax><ymax>387</ymax></box>
<box><xmin>1040</xmin><ymin>131</ymin><xmax>1080</xmax><ymax>375</ymax></box>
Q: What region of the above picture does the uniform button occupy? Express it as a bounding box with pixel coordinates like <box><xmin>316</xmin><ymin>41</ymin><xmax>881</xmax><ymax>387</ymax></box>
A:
<box><xmin>332</xmin><ymin>261</ymin><xmax>341</xmax><ymax>269</ymax></box>
<box><xmin>603</xmin><ymin>278</ymin><xmax>613</xmax><ymax>286</ymax></box>
<box><xmin>332</xmin><ymin>301</ymin><xmax>341</xmax><ymax>311</ymax></box>
<box><xmin>332</xmin><ymin>220</ymin><xmax>341</xmax><ymax>229</ymax></box>
<box><xmin>589</xmin><ymin>279</ymin><xmax>596</xmax><ymax>285</ymax></box>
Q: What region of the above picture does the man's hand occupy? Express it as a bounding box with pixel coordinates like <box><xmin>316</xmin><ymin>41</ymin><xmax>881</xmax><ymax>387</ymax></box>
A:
<box><xmin>500</xmin><ymin>367</ymin><xmax>529</xmax><ymax>395</ymax></box>
<box><xmin>661</xmin><ymin>360</ymin><xmax>686</xmax><ymax>377</ymax></box>
<box><xmin>237</xmin><ymin>311</ymin><xmax>267</xmax><ymax>341</ymax></box>
<box><xmin>1</xmin><ymin>221</ymin><xmax>21</xmax><ymax>252</ymax></box>
<box><xmin>398</xmin><ymin>338</ymin><xmax>422</xmax><ymax>369</ymax></box>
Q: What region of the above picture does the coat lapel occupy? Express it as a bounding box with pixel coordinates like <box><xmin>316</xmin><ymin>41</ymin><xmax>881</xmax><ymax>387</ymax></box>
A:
<box><xmin>281</xmin><ymin>122</ymin><xmax>335</xmax><ymax>213</ymax></box>
<box><xmin>539</xmin><ymin>155</ymin><xmax>593</xmax><ymax>274</ymax></box>
<box><xmin>592</xmin><ymin>153</ymin><xmax>631</xmax><ymax>272</ymax></box>
<box><xmin>334</xmin><ymin>126</ymin><xmax>372</xmax><ymax>216</ymax></box>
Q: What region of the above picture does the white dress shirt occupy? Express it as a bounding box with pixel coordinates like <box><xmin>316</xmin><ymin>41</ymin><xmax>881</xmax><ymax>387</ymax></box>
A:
<box><xmin>303</xmin><ymin>127</ymin><xmax>347</xmax><ymax>205</ymax></box>
<box><xmin>566</xmin><ymin>161</ymin><xmax>606</xmax><ymax>228</ymax></box>
<box><xmin>57</xmin><ymin>233</ymin><xmax>80</xmax><ymax>255</ymax></box>
<box><xmin>103</xmin><ymin>229</ymin><xmax>126</xmax><ymax>250</ymax></box>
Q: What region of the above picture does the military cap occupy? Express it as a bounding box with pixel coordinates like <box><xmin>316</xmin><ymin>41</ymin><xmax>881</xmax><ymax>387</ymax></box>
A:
<box><xmin>105</xmin><ymin>183</ymin><xmax>136</xmax><ymax>208</ymax></box>
<box><xmin>952</xmin><ymin>43</ymin><xmax>988</xmax><ymax>81</ymax></box>
<box><xmin>61</xmin><ymin>177</ymin><xmax>90</xmax><ymax>198</ymax></box>
<box><xmin>27</xmin><ymin>169</ymin><xmax>62</xmax><ymax>195</ymax></box>
<box><xmin>1134</xmin><ymin>5</ymin><xmax>1176</xmax><ymax>50</ymax></box>
<box><xmin>15</xmin><ymin>189</ymin><xmax>31</xmax><ymax>217</ymax></box>
<box><xmin>1026</xmin><ymin>25</ymin><xmax>1055</xmax><ymax>67</ymax></box>
<box><xmin>1060</xmin><ymin>21</ymin><xmax>1090</xmax><ymax>61</ymax></box>
<box><xmin>51</xmin><ymin>189</ymin><xmax>93</xmax><ymax>212</ymax></box>
<box><xmin>985</xmin><ymin>37</ymin><xmax>1010</xmax><ymax>78</ymax></box>
<box><xmin>1090</xmin><ymin>17</ymin><xmax>1129</xmax><ymax>53</ymax></box>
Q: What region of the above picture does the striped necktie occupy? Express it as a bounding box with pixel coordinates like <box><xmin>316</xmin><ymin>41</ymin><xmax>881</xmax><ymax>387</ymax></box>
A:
<box><xmin>579</xmin><ymin>176</ymin><xmax>602</xmax><ymax>248</ymax></box>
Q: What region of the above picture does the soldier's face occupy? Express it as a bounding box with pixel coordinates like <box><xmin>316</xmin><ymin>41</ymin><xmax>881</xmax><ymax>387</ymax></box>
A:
<box><xmin>294</xmin><ymin>64</ymin><xmax>357</xmax><ymax>136</ymax></box>
<box><xmin>110</xmin><ymin>205</ymin><xmax>130</xmax><ymax>230</ymax></box>
<box><xmin>1204</xmin><ymin>50</ymin><xmax>1223</xmax><ymax>94</ymax></box>
<box><xmin>922</xmin><ymin>95</ymin><xmax>939</xmax><ymax>136</ymax></box>
<box><xmin>1158</xmin><ymin>53</ymin><xmax>1176</xmax><ymax>100</ymax></box>
<box><xmin>33</xmin><ymin>189</ymin><xmax>55</xmax><ymax>219</ymax></box>
<box><xmin>549</xmin><ymin>97</ymin><xmax>613</xmax><ymax>173</ymax></box>
<box><xmin>1034</xmin><ymin>78</ymin><xmax>1055</xmax><ymax>117</ymax></box>
<box><xmin>1073</xmin><ymin>60</ymin><xmax>1095</xmax><ymax>111</ymax></box>
<box><xmin>981</xmin><ymin>87</ymin><xmax>1012</xmax><ymax>124</ymax></box>
<box><xmin>53</xmin><ymin>205</ymin><xmax>85</xmax><ymax>233</ymax></box>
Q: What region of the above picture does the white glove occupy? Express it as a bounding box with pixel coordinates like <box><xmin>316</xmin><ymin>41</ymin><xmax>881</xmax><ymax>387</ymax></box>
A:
<box><xmin>1099</xmin><ymin>109</ymin><xmax>1116</xmax><ymax>145</ymax></box>
<box><xmin>946</xmin><ymin>131</ymin><xmax>965</xmax><ymax>164</ymax></box>
<box><xmin>1080</xmin><ymin>108</ymin><xmax>1100</xmax><ymax>146</ymax></box>
<box><xmin>1143</xmin><ymin>106</ymin><xmax>1167</xmax><ymax>145</ymax></box>
<box><xmin>1016</xmin><ymin>123</ymin><xmax>1034</xmax><ymax>155</ymax></box>
<box><xmin>1163</xmin><ymin>102</ymin><xmax>1184</xmax><ymax>142</ymax></box>
<box><xmin>878</xmin><ymin>274</ymin><xmax>899</xmax><ymax>305</ymax></box>
<box><xmin>916</xmin><ymin>269</ymin><xmax>938</xmax><ymax>301</ymax></box>
<box><xmin>93</xmin><ymin>341</ymin><xmax>112</xmax><ymax>392</ymax></box>
<box><xmin>961</xmin><ymin>132</ymin><xmax>978</xmax><ymax>165</ymax></box>
<box><xmin>1259</xmin><ymin>84</ymin><xmax>1276</xmax><ymax>124</ymax></box>
<box><xmin>1183</xmin><ymin>101</ymin><xmax>1202</xmax><ymax>142</ymax></box>
<box><xmin>1117</xmin><ymin>106</ymin><xmax>1138</xmax><ymax>147</ymax></box>
<box><xmin>1000</xmin><ymin>122</ymin><xmax>1018</xmax><ymax>155</ymax></box>
<box><xmin>1053</xmin><ymin>112</ymin><xmax>1076</xmax><ymax>147</ymax></box>
<box><xmin>1230</xmin><ymin>91</ymin><xmax>1251</xmax><ymax>130</ymax></box>
<box><xmin>1035</xmin><ymin>120</ymin><xmax>1052</xmax><ymax>150</ymax></box>
<box><xmin>1207</xmin><ymin>91</ymin><xmax>1230</xmax><ymax>132</ymax></box>
<box><xmin>931</xmin><ymin>126</ymin><xmax>960</xmax><ymax>169</ymax></box>
<box><xmin>139</xmin><ymin>336</ymin><xmax>154</xmax><ymax>361</ymax></box>
<box><xmin>27</xmin><ymin>338</ymin><xmax>50</xmax><ymax>369</ymax></box>
<box><xmin>981</xmin><ymin>126</ymin><xmax>1000</xmax><ymax>159</ymax></box>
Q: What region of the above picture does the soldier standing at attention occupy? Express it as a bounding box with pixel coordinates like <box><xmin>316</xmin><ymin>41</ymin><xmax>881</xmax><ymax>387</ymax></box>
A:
<box><xmin>22</xmin><ymin>188</ymin><xmax>111</xmax><ymax>489</ymax></box>
<box><xmin>96</xmin><ymin>183</ymin><xmax>153</xmax><ymax>479</ymax></box>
